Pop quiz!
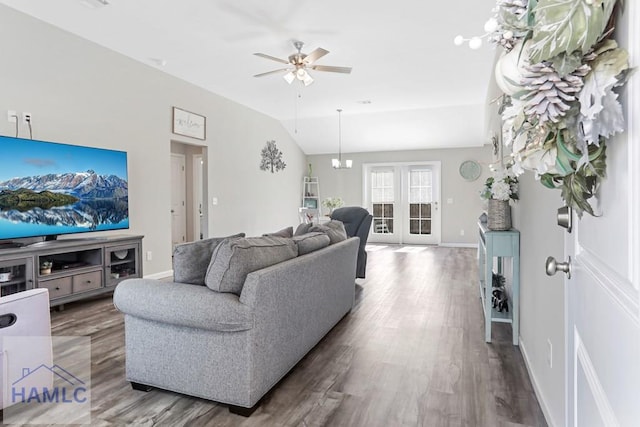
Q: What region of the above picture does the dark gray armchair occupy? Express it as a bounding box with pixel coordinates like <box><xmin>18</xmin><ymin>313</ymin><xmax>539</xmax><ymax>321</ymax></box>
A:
<box><xmin>330</xmin><ymin>207</ymin><xmax>373</xmax><ymax>278</ymax></box>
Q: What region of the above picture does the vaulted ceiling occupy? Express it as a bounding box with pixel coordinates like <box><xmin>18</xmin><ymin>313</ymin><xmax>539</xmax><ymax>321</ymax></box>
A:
<box><xmin>0</xmin><ymin>0</ymin><xmax>498</xmax><ymax>154</ymax></box>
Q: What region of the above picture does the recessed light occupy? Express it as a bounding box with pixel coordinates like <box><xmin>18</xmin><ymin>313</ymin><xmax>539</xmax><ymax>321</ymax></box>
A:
<box><xmin>80</xmin><ymin>0</ymin><xmax>110</xmax><ymax>9</ymax></box>
<box><xmin>357</xmin><ymin>100</ymin><xmax>372</xmax><ymax>104</ymax></box>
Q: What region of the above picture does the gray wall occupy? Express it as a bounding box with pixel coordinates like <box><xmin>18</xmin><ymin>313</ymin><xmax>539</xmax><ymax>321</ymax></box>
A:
<box><xmin>483</xmin><ymin>36</ymin><xmax>566</xmax><ymax>426</ymax></box>
<box><xmin>307</xmin><ymin>145</ymin><xmax>492</xmax><ymax>244</ymax></box>
<box><xmin>511</xmin><ymin>173</ymin><xmax>565</xmax><ymax>427</ymax></box>
<box><xmin>0</xmin><ymin>6</ymin><xmax>306</xmax><ymax>276</ymax></box>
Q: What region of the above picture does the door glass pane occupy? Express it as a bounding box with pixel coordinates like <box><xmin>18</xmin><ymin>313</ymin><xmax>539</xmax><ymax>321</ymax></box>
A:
<box><xmin>372</xmin><ymin>170</ymin><xmax>394</xmax><ymax>234</ymax></box>
<box><xmin>421</xmin><ymin>203</ymin><xmax>431</xmax><ymax>218</ymax></box>
<box><xmin>409</xmin><ymin>169</ymin><xmax>433</xmax><ymax>235</ymax></box>
<box><xmin>372</xmin><ymin>204</ymin><xmax>393</xmax><ymax>233</ymax></box>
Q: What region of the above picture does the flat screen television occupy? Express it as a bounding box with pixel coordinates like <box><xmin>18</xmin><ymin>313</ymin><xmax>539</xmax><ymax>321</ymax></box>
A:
<box><xmin>0</xmin><ymin>135</ymin><xmax>128</xmax><ymax>242</ymax></box>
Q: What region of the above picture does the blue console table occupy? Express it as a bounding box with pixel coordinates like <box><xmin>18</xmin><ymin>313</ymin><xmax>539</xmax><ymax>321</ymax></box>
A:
<box><xmin>477</xmin><ymin>222</ymin><xmax>520</xmax><ymax>345</ymax></box>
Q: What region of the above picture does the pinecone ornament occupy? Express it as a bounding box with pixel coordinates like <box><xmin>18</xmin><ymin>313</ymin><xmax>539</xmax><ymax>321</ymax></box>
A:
<box><xmin>519</xmin><ymin>62</ymin><xmax>590</xmax><ymax>124</ymax></box>
<box><xmin>497</xmin><ymin>0</ymin><xmax>527</xmax><ymax>19</ymax></box>
<box><xmin>491</xmin><ymin>0</ymin><xmax>529</xmax><ymax>51</ymax></box>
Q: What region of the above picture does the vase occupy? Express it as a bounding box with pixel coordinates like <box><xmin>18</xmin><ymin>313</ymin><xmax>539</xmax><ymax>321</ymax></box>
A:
<box><xmin>488</xmin><ymin>199</ymin><xmax>511</xmax><ymax>231</ymax></box>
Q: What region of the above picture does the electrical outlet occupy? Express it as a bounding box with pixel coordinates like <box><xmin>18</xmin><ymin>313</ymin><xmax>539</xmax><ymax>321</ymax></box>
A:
<box><xmin>7</xmin><ymin>110</ymin><xmax>17</xmax><ymax>123</ymax></box>
<box><xmin>547</xmin><ymin>339</ymin><xmax>553</xmax><ymax>368</ymax></box>
<box><xmin>212</xmin><ymin>197</ymin><xmax>218</xmax><ymax>206</ymax></box>
<box><xmin>22</xmin><ymin>112</ymin><xmax>32</xmax><ymax>124</ymax></box>
<box><xmin>460</xmin><ymin>229</ymin><xmax>465</xmax><ymax>236</ymax></box>
<box><xmin>146</xmin><ymin>251</ymin><xmax>153</xmax><ymax>261</ymax></box>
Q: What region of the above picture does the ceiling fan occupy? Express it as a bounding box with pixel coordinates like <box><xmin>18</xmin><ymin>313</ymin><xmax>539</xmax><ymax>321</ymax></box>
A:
<box><xmin>253</xmin><ymin>40</ymin><xmax>352</xmax><ymax>86</ymax></box>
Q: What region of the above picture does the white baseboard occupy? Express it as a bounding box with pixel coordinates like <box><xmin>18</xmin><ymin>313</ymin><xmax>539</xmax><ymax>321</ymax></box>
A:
<box><xmin>519</xmin><ymin>337</ymin><xmax>556</xmax><ymax>427</ymax></box>
<box><xmin>143</xmin><ymin>270</ymin><xmax>173</xmax><ymax>280</ymax></box>
<box><xmin>439</xmin><ymin>242</ymin><xmax>478</xmax><ymax>248</ymax></box>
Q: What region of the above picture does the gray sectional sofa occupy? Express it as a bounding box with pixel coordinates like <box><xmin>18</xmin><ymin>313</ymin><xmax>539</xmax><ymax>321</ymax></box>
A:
<box><xmin>113</xmin><ymin>229</ymin><xmax>359</xmax><ymax>416</ymax></box>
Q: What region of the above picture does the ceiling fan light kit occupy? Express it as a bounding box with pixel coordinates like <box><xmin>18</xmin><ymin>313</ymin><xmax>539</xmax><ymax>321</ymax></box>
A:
<box><xmin>254</xmin><ymin>40</ymin><xmax>352</xmax><ymax>86</ymax></box>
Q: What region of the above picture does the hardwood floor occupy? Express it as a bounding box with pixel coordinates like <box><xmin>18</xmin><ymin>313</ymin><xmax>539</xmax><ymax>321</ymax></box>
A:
<box><xmin>44</xmin><ymin>245</ymin><xmax>546</xmax><ymax>426</ymax></box>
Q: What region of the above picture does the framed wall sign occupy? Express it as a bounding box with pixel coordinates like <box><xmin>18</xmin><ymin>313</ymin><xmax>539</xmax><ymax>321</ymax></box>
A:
<box><xmin>172</xmin><ymin>107</ymin><xmax>206</xmax><ymax>140</ymax></box>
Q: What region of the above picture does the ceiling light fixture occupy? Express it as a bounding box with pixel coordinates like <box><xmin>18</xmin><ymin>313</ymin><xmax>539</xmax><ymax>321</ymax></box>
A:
<box><xmin>331</xmin><ymin>109</ymin><xmax>352</xmax><ymax>169</ymax></box>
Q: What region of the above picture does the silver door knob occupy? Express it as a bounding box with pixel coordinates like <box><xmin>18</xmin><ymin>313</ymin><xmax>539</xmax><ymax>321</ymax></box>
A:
<box><xmin>546</xmin><ymin>256</ymin><xmax>571</xmax><ymax>279</ymax></box>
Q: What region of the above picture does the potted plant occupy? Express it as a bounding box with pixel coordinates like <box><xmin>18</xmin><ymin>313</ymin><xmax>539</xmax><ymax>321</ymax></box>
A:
<box><xmin>40</xmin><ymin>260</ymin><xmax>53</xmax><ymax>275</ymax></box>
<box><xmin>480</xmin><ymin>167</ymin><xmax>518</xmax><ymax>230</ymax></box>
<box><xmin>322</xmin><ymin>197</ymin><xmax>344</xmax><ymax>216</ymax></box>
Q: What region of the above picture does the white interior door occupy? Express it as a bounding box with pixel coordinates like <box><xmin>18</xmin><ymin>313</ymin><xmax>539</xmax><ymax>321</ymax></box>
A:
<box><xmin>563</xmin><ymin>9</ymin><xmax>639</xmax><ymax>424</ymax></box>
<box><xmin>170</xmin><ymin>154</ymin><xmax>186</xmax><ymax>248</ymax></box>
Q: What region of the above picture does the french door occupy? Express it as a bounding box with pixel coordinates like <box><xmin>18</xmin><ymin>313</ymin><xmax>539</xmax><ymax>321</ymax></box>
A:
<box><xmin>364</xmin><ymin>162</ymin><xmax>441</xmax><ymax>245</ymax></box>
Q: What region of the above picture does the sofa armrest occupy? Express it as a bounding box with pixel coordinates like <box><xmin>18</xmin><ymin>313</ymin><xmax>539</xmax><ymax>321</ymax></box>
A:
<box><xmin>113</xmin><ymin>279</ymin><xmax>254</xmax><ymax>332</ymax></box>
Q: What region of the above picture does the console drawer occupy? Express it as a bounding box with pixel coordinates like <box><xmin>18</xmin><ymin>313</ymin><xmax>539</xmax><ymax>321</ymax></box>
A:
<box><xmin>40</xmin><ymin>277</ymin><xmax>72</xmax><ymax>299</ymax></box>
<box><xmin>73</xmin><ymin>271</ymin><xmax>102</xmax><ymax>293</ymax></box>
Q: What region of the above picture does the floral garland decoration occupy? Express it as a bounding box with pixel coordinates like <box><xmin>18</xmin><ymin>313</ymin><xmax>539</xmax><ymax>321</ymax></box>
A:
<box><xmin>489</xmin><ymin>0</ymin><xmax>632</xmax><ymax>216</ymax></box>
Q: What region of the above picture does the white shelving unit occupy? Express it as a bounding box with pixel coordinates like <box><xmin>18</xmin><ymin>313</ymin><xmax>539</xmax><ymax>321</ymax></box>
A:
<box><xmin>302</xmin><ymin>177</ymin><xmax>320</xmax><ymax>209</ymax></box>
<box><xmin>300</xmin><ymin>177</ymin><xmax>321</xmax><ymax>223</ymax></box>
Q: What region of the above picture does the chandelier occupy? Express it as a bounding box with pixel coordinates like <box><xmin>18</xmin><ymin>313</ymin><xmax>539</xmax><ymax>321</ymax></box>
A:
<box><xmin>331</xmin><ymin>109</ymin><xmax>352</xmax><ymax>169</ymax></box>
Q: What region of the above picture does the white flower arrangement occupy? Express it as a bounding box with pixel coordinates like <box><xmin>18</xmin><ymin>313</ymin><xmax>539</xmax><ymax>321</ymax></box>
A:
<box><xmin>485</xmin><ymin>0</ymin><xmax>631</xmax><ymax>217</ymax></box>
<box><xmin>481</xmin><ymin>167</ymin><xmax>519</xmax><ymax>202</ymax></box>
<box><xmin>322</xmin><ymin>197</ymin><xmax>344</xmax><ymax>213</ymax></box>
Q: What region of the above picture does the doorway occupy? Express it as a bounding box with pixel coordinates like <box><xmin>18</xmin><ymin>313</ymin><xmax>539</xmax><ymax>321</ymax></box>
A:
<box><xmin>363</xmin><ymin>162</ymin><xmax>441</xmax><ymax>245</ymax></box>
<box><xmin>170</xmin><ymin>141</ymin><xmax>208</xmax><ymax>248</ymax></box>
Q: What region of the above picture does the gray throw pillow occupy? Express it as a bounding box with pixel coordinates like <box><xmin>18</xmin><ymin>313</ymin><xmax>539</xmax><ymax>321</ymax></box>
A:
<box><xmin>205</xmin><ymin>236</ymin><xmax>298</xmax><ymax>295</ymax></box>
<box><xmin>173</xmin><ymin>233</ymin><xmax>245</xmax><ymax>285</ymax></box>
<box><xmin>292</xmin><ymin>232</ymin><xmax>331</xmax><ymax>255</ymax></box>
<box><xmin>263</xmin><ymin>226</ymin><xmax>294</xmax><ymax>238</ymax></box>
<box><xmin>294</xmin><ymin>222</ymin><xmax>312</xmax><ymax>236</ymax></box>
<box><xmin>309</xmin><ymin>220</ymin><xmax>348</xmax><ymax>244</ymax></box>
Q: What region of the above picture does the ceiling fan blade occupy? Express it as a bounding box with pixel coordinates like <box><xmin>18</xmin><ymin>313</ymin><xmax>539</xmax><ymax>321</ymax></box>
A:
<box><xmin>310</xmin><ymin>65</ymin><xmax>352</xmax><ymax>74</ymax></box>
<box><xmin>254</xmin><ymin>68</ymin><xmax>291</xmax><ymax>77</ymax></box>
<box><xmin>253</xmin><ymin>53</ymin><xmax>290</xmax><ymax>65</ymax></box>
<box><xmin>303</xmin><ymin>47</ymin><xmax>329</xmax><ymax>64</ymax></box>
